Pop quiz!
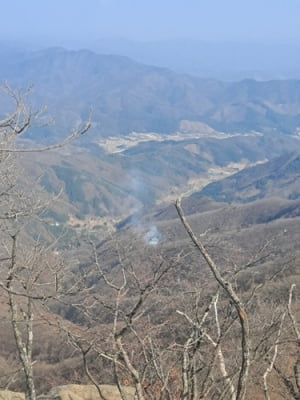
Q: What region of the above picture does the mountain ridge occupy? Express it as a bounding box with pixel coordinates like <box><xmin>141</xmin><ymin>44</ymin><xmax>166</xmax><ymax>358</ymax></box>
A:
<box><xmin>195</xmin><ymin>151</ymin><xmax>300</xmax><ymax>203</ymax></box>
<box><xmin>1</xmin><ymin>46</ymin><xmax>300</xmax><ymax>141</ymax></box>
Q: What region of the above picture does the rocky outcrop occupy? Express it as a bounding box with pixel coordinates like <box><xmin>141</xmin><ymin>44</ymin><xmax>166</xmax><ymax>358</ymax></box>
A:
<box><xmin>38</xmin><ymin>384</ymin><xmax>136</xmax><ymax>400</ymax></box>
<box><xmin>0</xmin><ymin>384</ymin><xmax>136</xmax><ymax>400</ymax></box>
<box><xmin>0</xmin><ymin>391</ymin><xmax>24</xmax><ymax>400</ymax></box>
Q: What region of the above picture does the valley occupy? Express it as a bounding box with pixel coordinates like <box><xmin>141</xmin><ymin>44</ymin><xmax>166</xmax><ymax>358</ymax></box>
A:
<box><xmin>0</xmin><ymin>44</ymin><xmax>300</xmax><ymax>400</ymax></box>
<box><xmin>96</xmin><ymin>123</ymin><xmax>259</xmax><ymax>154</ymax></box>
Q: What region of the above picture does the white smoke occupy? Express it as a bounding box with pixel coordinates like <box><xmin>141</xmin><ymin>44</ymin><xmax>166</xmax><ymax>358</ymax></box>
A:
<box><xmin>144</xmin><ymin>225</ymin><xmax>162</xmax><ymax>245</ymax></box>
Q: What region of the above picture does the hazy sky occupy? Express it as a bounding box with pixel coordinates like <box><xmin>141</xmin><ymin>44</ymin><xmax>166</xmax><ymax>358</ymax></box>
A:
<box><xmin>1</xmin><ymin>0</ymin><xmax>300</xmax><ymax>46</ymax></box>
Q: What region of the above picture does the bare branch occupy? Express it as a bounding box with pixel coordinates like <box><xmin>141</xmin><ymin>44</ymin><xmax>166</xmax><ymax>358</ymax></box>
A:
<box><xmin>263</xmin><ymin>312</ymin><xmax>286</xmax><ymax>400</ymax></box>
<box><xmin>175</xmin><ymin>197</ymin><xmax>250</xmax><ymax>400</ymax></box>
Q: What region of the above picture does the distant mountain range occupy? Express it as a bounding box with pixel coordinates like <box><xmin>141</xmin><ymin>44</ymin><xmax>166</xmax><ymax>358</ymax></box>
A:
<box><xmin>1</xmin><ymin>45</ymin><xmax>300</xmax><ymax>224</ymax></box>
<box><xmin>1</xmin><ymin>46</ymin><xmax>300</xmax><ymax>141</ymax></box>
<box><xmin>8</xmin><ymin>38</ymin><xmax>300</xmax><ymax>81</ymax></box>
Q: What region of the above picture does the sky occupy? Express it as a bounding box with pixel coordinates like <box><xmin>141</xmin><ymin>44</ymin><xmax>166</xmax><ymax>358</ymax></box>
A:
<box><xmin>1</xmin><ymin>0</ymin><xmax>300</xmax><ymax>47</ymax></box>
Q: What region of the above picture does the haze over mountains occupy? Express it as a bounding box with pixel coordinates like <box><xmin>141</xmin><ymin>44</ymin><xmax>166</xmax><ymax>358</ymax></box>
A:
<box><xmin>0</xmin><ymin>44</ymin><xmax>300</xmax><ymax>224</ymax></box>
<box><xmin>3</xmin><ymin>38</ymin><xmax>300</xmax><ymax>81</ymax></box>
<box><xmin>1</xmin><ymin>45</ymin><xmax>300</xmax><ymax>141</ymax></box>
<box><xmin>91</xmin><ymin>38</ymin><xmax>300</xmax><ymax>81</ymax></box>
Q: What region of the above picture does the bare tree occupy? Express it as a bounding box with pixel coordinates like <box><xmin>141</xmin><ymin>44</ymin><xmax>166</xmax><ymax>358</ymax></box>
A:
<box><xmin>268</xmin><ymin>284</ymin><xmax>300</xmax><ymax>400</ymax></box>
<box><xmin>0</xmin><ymin>85</ymin><xmax>91</xmax><ymax>400</ymax></box>
<box><xmin>64</xmin><ymin>237</ymin><xmax>181</xmax><ymax>400</ymax></box>
<box><xmin>175</xmin><ymin>197</ymin><xmax>250</xmax><ymax>400</ymax></box>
